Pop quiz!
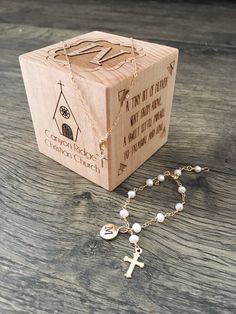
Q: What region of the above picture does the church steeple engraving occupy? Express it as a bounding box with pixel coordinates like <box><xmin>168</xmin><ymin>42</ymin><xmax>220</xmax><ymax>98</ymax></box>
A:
<box><xmin>53</xmin><ymin>81</ymin><xmax>81</xmax><ymax>141</ymax></box>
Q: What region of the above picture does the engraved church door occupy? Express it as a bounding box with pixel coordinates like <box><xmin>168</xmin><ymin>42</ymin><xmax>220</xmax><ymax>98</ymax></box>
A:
<box><xmin>62</xmin><ymin>123</ymin><xmax>73</xmax><ymax>140</ymax></box>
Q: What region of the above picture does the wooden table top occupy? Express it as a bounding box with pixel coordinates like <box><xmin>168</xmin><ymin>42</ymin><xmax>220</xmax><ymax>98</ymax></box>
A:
<box><xmin>0</xmin><ymin>1</ymin><xmax>235</xmax><ymax>313</ymax></box>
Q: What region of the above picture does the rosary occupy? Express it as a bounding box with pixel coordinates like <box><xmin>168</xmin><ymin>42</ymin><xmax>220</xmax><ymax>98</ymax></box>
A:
<box><xmin>100</xmin><ymin>165</ymin><xmax>210</xmax><ymax>278</ymax></box>
<box><xmin>62</xmin><ymin>41</ymin><xmax>210</xmax><ymax>278</ymax></box>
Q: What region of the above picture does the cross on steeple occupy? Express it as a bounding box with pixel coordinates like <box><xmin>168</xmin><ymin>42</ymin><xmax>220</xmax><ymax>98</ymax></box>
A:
<box><xmin>58</xmin><ymin>80</ymin><xmax>64</xmax><ymax>91</ymax></box>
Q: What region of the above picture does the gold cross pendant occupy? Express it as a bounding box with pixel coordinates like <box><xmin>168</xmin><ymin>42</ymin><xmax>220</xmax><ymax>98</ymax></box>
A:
<box><xmin>97</xmin><ymin>153</ymin><xmax>107</xmax><ymax>168</ymax></box>
<box><xmin>97</xmin><ymin>140</ymin><xmax>108</xmax><ymax>168</ymax></box>
<box><xmin>124</xmin><ymin>247</ymin><xmax>144</xmax><ymax>278</ymax></box>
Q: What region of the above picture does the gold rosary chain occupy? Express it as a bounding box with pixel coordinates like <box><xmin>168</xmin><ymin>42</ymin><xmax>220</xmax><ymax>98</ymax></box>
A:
<box><xmin>61</xmin><ymin>38</ymin><xmax>138</xmax><ymax>150</ymax></box>
<box><xmin>62</xmin><ymin>42</ymin><xmax>101</xmax><ymax>142</ymax></box>
<box><xmin>120</xmin><ymin>165</ymin><xmax>209</xmax><ymax>231</ymax></box>
<box><xmin>100</xmin><ymin>165</ymin><xmax>209</xmax><ymax>278</ymax></box>
<box><xmin>181</xmin><ymin>165</ymin><xmax>210</xmax><ymax>172</ymax></box>
<box><xmin>100</xmin><ymin>38</ymin><xmax>138</xmax><ymax>144</ymax></box>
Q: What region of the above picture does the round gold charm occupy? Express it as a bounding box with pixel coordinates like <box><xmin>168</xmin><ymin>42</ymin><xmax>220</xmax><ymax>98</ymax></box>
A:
<box><xmin>100</xmin><ymin>223</ymin><xmax>119</xmax><ymax>240</ymax></box>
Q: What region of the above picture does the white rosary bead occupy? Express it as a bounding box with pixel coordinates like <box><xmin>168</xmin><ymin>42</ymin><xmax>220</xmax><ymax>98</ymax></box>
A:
<box><xmin>156</xmin><ymin>213</ymin><xmax>165</xmax><ymax>222</ymax></box>
<box><xmin>174</xmin><ymin>169</ymin><xmax>182</xmax><ymax>177</ymax></box>
<box><xmin>120</xmin><ymin>208</ymin><xmax>129</xmax><ymax>218</ymax></box>
<box><xmin>158</xmin><ymin>174</ymin><xmax>165</xmax><ymax>182</ymax></box>
<box><xmin>194</xmin><ymin>165</ymin><xmax>202</xmax><ymax>173</ymax></box>
<box><xmin>129</xmin><ymin>234</ymin><xmax>139</xmax><ymax>244</ymax></box>
<box><xmin>132</xmin><ymin>223</ymin><xmax>142</xmax><ymax>233</ymax></box>
<box><xmin>178</xmin><ymin>186</ymin><xmax>186</xmax><ymax>194</ymax></box>
<box><xmin>175</xmin><ymin>203</ymin><xmax>184</xmax><ymax>211</ymax></box>
<box><xmin>146</xmin><ymin>179</ymin><xmax>154</xmax><ymax>187</ymax></box>
<box><xmin>128</xmin><ymin>190</ymin><xmax>136</xmax><ymax>198</ymax></box>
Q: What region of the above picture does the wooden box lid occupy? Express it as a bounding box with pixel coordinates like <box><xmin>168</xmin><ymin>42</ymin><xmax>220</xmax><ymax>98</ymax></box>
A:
<box><xmin>20</xmin><ymin>31</ymin><xmax>178</xmax><ymax>87</ymax></box>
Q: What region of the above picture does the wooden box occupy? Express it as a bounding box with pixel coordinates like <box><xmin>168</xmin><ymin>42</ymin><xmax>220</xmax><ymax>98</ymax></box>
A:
<box><xmin>19</xmin><ymin>31</ymin><xmax>178</xmax><ymax>191</ymax></box>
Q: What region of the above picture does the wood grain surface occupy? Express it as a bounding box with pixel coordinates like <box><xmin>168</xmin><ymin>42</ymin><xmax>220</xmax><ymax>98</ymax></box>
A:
<box><xmin>0</xmin><ymin>1</ymin><xmax>235</xmax><ymax>313</ymax></box>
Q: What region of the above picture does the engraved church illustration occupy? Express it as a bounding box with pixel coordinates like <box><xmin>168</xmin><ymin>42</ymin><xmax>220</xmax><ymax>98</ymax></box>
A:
<box><xmin>53</xmin><ymin>81</ymin><xmax>81</xmax><ymax>141</ymax></box>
